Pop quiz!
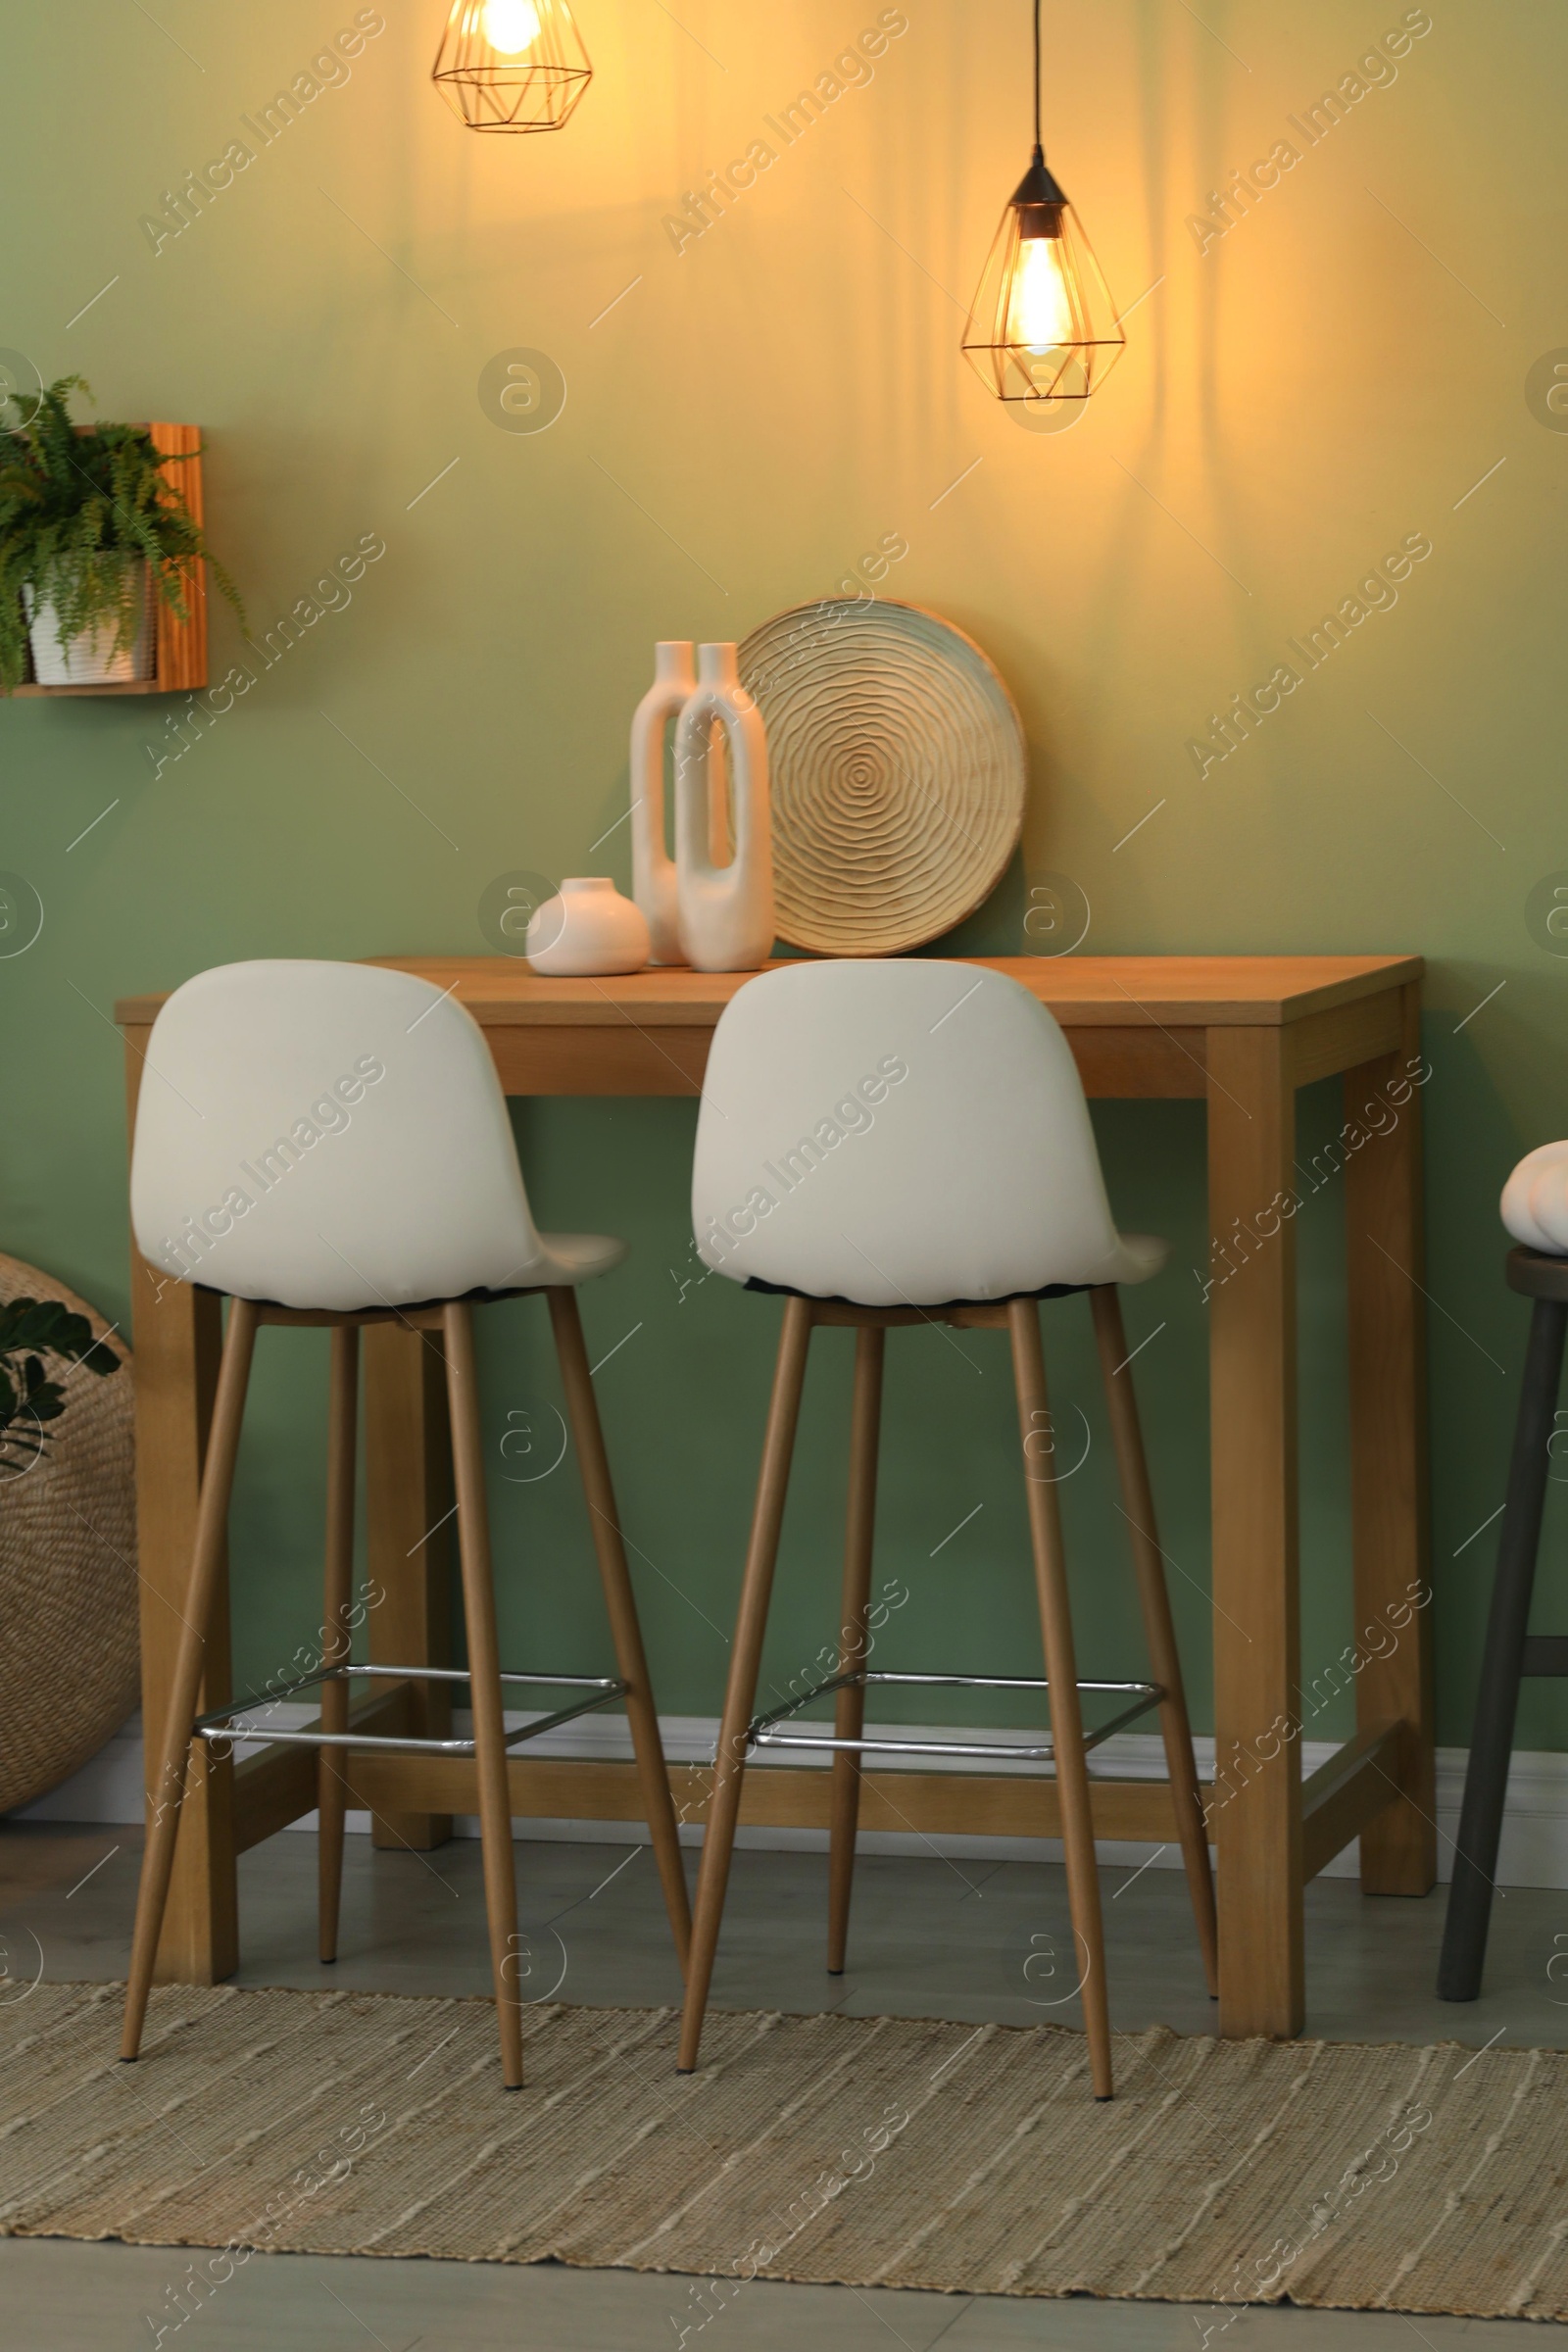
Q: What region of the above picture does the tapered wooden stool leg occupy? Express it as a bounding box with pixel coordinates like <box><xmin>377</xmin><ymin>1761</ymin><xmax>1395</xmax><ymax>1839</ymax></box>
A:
<box><xmin>1090</xmin><ymin>1287</ymin><xmax>1218</xmax><ymax>1998</ymax></box>
<box><xmin>444</xmin><ymin>1302</ymin><xmax>524</xmax><ymax>2090</ymax></box>
<box><xmin>828</xmin><ymin>1326</ymin><xmax>884</xmax><ymax>1975</ymax></box>
<box><xmin>548</xmin><ymin>1287</ymin><xmax>692</xmax><ymax>1972</ymax></box>
<box><xmin>1009</xmin><ymin>1298</ymin><xmax>1113</xmax><ymax>2099</ymax></box>
<box><xmin>679</xmin><ymin>1297</ymin><xmax>813</xmax><ymax>2072</ymax></box>
<box><xmin>318</xmin><ymin>1326</ymin><xmax>360</xmax><ymax>1965</ymax></box>
<box><xmin>122</xmin><ymin>1298</ymin><xmax>259</xmax><ymax>2061</ymax></box>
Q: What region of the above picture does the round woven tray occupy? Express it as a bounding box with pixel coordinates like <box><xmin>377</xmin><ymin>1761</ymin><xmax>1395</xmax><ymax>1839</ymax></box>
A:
<box><xmin>0</xmin><ymin>1258</ymin><xmax>137</xmax><ymax>1815</ymax></box>
<box><xmin>738</xmin><ymin>598</ymin><xmax>1027</xmax><ymax>956</ymax></box>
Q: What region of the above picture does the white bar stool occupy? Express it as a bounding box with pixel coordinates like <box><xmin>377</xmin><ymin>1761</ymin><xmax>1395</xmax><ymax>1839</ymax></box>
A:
<box><xmin>120</xmin><ymin>959</ymin><xmax>690</xmax><ymax>2087</ymax></box>
<box><xmin>676</xmin><ymin>959</ymin><xmax>1216</xmax><ymax>2098</ymax></box>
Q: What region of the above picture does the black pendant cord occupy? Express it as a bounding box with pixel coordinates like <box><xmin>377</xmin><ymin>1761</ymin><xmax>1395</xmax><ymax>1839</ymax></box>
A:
<box><xmin>1009</xmin><ymin>0</ymin><xmax>1068</xmax><ymax>210</ymax></box>
<box><xmin>1033</xmin><ymin>0</ymin><xmax>1043</xmax><ymax>156</ymax></box>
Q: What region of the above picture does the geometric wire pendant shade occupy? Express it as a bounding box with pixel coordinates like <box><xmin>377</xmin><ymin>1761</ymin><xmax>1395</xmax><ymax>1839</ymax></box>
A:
<box><xmin>960</xmin><ymin>0</ymin><xmax>1125</xmax><ymax>404</ymax></box>
<box><xmin>960</xmin><ymin>152</ymin><xmax>1125</xmax><ymax>402</ymax></box>
<box><xmin>431</xmin><ymin>0</ymin><xmax>593</xmax><ymax>133</ymax></box>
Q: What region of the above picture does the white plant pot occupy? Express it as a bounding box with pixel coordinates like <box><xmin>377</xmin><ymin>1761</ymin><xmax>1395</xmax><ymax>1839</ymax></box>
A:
<box><xmin>674</xmin><ymin>643</ymin><xmax>775</xmax><ymax>973</ymax></box>
<box><xmin>23</xmin><ymin>562</ymin><xmax>156</xmax><ymax>686</ymax></box>
<box><xmin>526</xmin><ymin>877</ymin><xmax>651</xmax><ymax>976</ymax></box>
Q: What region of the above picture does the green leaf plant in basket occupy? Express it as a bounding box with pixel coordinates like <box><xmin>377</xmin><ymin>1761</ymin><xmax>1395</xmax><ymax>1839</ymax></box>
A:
<box><xmin>0</xmin><ymin>373</ymin><xmax>242</xmax><ymax>693</ymax></box>
<box><xmin>0</xmin><ymin>1297</ymin><xmax>122</xmax><ymax>1476</ymax></box>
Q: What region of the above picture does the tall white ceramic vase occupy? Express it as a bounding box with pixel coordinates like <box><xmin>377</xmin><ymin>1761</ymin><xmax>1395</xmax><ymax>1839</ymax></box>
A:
<box><xmin>629</xmin><ymin>641</ymin><xmax>697</xmax><ymax>966</ymax></box>
<box><xmin>674</xmin><ymin>643</ymin><xmax>774</xmax><ymax>974</ymax></box>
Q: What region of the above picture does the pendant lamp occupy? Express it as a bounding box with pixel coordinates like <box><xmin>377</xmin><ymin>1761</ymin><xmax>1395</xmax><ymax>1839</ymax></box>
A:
<box><xmin>431</xmin><ymin>0</ymin><xmax>592</xmax><ymax>134</ymax></box>
<box><xmin>961</xmin><ymin>0</ymin><xmax>1124</xmax><ymax>403</ymax></box>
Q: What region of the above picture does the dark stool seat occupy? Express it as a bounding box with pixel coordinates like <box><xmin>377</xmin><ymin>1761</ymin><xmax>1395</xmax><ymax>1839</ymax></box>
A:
<box><xmin>1438</xmin><ymin>1247</ymin><xmax>1568</xmax><ymax>2000</ymax></box>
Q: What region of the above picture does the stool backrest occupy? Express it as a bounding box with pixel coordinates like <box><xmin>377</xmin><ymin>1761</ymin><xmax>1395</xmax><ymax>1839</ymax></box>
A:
<box><xmin>130</xmin><ymin>960</ymin><xmax>543</xmax><ymax>1310</ymax></box>
<box><xmin>692</xmin><ymin>959</ymin><xmax>1124</xmax><ymax>1305</ymax></box>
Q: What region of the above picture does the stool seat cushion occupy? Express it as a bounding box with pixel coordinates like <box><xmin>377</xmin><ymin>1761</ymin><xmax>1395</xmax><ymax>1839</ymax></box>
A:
<box><xmin>743</xmin><ymin>1230</ymin><xmax>1167</xmax><ymax>1308</ymax></box>
<box><xmin>1502</xmin><ymin>1142</ymin><xmax>1568</xmax><ymax>1255</ymax></box>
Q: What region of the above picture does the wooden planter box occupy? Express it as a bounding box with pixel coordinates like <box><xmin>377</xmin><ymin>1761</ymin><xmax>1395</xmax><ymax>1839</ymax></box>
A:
<box><xmin>12</xmin><ymin>422</ymin><xmax>208</xmax><ymax>698</ymax></box>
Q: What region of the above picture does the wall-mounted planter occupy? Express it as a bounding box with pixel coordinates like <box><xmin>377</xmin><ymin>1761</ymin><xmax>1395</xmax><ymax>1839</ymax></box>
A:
<box><xmin>12</xmin><ymin>423</ymin><xmax>208</xmax><ymax>698</ymax></box>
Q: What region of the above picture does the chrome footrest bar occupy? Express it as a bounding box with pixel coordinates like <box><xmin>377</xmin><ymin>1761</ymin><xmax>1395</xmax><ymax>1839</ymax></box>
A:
<box><xmin>755</xmin><ymin>1730</ymin><xmax>1062</xmax><ymax>1762</ymax></box>
<box><xmin>192</xmin><ymin>1663</ymin><xmax>627</xmax><ymax>1758</ymax></box>
<box><xmin>745</xmin><ymin>1668</ymin><xmax>1163</xmax><ymax>1767</ymax></box>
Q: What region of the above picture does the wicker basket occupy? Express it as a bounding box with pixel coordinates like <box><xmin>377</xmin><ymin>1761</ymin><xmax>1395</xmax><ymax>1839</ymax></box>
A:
<box><xmin>0</xmin><ymin>1257</ymin><xmax>137</xmax><ymax>1814</ymax></box>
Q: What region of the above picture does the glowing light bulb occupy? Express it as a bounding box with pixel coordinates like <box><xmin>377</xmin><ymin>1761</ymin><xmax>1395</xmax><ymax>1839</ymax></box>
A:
<box><xmin>482</xmin><ymin>0</ymin><xmax>540</xmax><ymax>55</ymax></box>
<box><xmin>1008</xmin><ymin>233</ymin><xmax>1073</xmax><ymax>354</ymax></box>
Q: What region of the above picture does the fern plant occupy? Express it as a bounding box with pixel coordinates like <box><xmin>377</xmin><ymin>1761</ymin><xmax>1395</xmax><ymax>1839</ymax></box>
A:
<box><xmin>0</xmin><ymin>374</ymin><xmax>241</xmax><ymax>694</ymax></box>
<box><xmin>0</xmin><ymin>1297</ymin><xmax>122</xmax><ymax>1476</ymax></box>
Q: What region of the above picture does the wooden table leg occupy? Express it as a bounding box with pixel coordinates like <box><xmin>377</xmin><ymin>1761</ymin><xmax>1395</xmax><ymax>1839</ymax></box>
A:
<box><xmin>364</xmin><ymin>1321</ymin><xmax>454</xmax><ymax>1850</ymax></box>
<box><xmin>125</xmin><ymin>1034</ymin><xmax>236</xmax><ymax>1984</ymax></box>
<box><xmin>1207</xmin><ymin>1025</ymin><xmax>1303</xmax><ymax>2038</ymax></box>
<box><xmin>1345</xmin><ymin>980</ymin><xmax>1436</xmax><ymax>1894</ymax></box>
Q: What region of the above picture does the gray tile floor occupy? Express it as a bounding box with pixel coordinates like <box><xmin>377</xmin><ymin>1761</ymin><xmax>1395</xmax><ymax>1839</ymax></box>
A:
<box><xmin>2</xmin><ymin>1819</ymin><xmax>1565</xmax><ymax>2348</ymax></box>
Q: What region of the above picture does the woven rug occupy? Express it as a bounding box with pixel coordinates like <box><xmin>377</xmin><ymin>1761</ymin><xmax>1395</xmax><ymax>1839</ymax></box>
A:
<box><xmin>3</xmin><ymin>1984</ymin><xmax>1566</xmax><ymax>2320</ymax></box>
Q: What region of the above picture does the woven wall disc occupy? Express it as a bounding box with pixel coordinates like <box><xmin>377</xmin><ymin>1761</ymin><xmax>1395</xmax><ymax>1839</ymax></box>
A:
<box><xmin>0</xmin><ymin>1258</ymin><xmax>136</xmax><ymax>1815</ymax></box>
<box><xmin>738</xmin><ymin>598</ymin><xmax>1027</xmax><ymax>956</ymax></box>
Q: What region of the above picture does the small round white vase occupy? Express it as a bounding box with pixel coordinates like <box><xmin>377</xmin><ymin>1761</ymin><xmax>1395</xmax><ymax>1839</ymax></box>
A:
<box><xmin>525</xmin><ymin>877</ymin><xmax>651</xmax><ymax>976</ymax></box>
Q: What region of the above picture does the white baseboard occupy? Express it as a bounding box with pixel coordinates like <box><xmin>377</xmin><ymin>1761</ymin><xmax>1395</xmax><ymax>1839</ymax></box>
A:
<box><xmin>14</xmin><ymin>1710</ymin><xmax>1568</xmax><ymax>1890</ymax></box>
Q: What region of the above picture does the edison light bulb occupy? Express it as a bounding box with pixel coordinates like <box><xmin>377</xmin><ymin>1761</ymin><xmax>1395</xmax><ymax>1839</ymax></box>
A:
<box><xmin>481</xmin><ymin>0</ymin><xmax>540</xmax><ymax>54</ymax></box>
<box><xmin>1008</xmin><ymin>233</ymin><xmax>1073</xmax><ymax>354</ymax></box>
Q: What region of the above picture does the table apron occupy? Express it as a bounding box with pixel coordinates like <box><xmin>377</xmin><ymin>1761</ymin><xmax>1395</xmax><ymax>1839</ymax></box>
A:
<box><xmin>127</xmin><ymin>1001</ymin><xmax>1407</xmax><ymax>1104</ymax></box>
<box><xmin>481</xmin><ymin>1023</ymin><xmax>1215</xmax><ymax>1100</ymax></box>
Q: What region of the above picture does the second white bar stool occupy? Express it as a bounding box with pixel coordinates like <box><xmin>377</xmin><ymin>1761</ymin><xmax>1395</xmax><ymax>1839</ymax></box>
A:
<box><xmin>677</xmin><ymin>958</ymin><xmax>1216</xmax><ymax>2098</ymax></box>
<box><xmin>120</xmin><ymin>958</ymin><xmax>690</xmax><ymax>2087</ymax></box>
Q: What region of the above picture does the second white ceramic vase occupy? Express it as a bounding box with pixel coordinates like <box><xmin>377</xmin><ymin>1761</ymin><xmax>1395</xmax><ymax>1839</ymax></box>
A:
<box><xmin>674</xmin><ymin>643</ymin><xmax>774</xmax><ymax>973</ymax></box>
<box><xmin>629</xmin><ymin>641</ymin><xmax>696</xmax><ymax>966</ymax></box>
<box><xmin>525</xmin><ymin>877</ymin><xmax>650</xmax><ymax>975</ymax></box>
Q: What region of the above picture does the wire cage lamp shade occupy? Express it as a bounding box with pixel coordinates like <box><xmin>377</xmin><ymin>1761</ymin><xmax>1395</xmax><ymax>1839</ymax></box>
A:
<box><xmin>431</xmin><ymin>0</ymin><xmax>593</xmax><ymax>133</ymax></box>
<box><xmin>960</xmin><ymin>3</ymin><xmax>1124</xmax><ymax>404</ymax></box>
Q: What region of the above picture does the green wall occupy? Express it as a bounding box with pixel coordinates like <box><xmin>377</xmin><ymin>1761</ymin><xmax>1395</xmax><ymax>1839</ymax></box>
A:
<box><xmin>4</xmin><ymin>0</ymin><xmax>1565</xmax><ymax>1749</ymax></box>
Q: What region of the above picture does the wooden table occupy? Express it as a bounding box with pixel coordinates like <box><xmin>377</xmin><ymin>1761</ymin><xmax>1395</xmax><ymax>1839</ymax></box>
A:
<box><xmin>117</xmin><ymin>954</ymin><xmax>1433</xmax><ymax>2040</ymax></box>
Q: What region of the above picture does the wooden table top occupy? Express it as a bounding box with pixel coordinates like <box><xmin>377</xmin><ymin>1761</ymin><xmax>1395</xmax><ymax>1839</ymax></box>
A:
<box><xmin>117</xmin><ymin>954</ymin><xmax>1424</xmax><ymax>1033</ymax></box>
